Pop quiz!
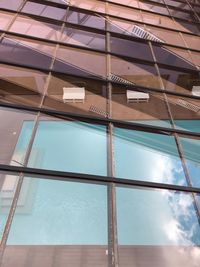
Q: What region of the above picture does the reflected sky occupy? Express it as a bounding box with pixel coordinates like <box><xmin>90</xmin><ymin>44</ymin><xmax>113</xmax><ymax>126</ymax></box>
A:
<box><xmin>114</xmin><ymin>127</ymin><xmax>186</xmax><ymax>185</ymax></box>
<box><xmin>117</xmin><ymin>187</ymin><xmax>200</xmax><ymax>245</ymax></box>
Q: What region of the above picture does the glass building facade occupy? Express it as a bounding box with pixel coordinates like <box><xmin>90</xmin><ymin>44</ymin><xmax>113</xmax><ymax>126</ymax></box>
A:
<box><xmin>0</xmin><ymin>0</ymin><xmax>200</xmax><ymax>266</ymax></box>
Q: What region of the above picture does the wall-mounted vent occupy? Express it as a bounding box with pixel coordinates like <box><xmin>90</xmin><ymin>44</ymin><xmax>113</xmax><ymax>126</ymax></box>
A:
<box><xmin>177</xmin><ymin>99</ymin><xmax>200</xmax><ymax>113</ymax></box>
<box><xmin>110</xmin><ymin>74</ymin><xmax>135</xmax><ymax>85</ymax></box>
<box><xmin>132</xmin><ymin>25</ymin><xmax>164</xmax><ymax>43</ymax></box>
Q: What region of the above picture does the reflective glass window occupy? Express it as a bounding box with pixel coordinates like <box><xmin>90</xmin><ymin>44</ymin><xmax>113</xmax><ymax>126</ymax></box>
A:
<box><xmin>61</xmin><ymin>27</ymin><xmax>105</xmax><ymax>50</ymax></box>
<box><xmin>139</xmin><ymin>0</ymin><xmax>170</xmax><ymax>15</ymax></box>
<box><xmin>152</xmin><ymin>44</ymin><xmax>196</xmax><ymax>70</ymax></box>
<box><xmin>180</xmin><ymin>135</ymin><xmax>200</xmax><ymax>187</ymax></box>
<box><xmin>113</xmin><ymin>127</ymin><xmax>186</xmax><ymax>185</ymax></box>
<box><xmin>67</xmin><ymin>10</ymin><xmax>105</xmax><ymax>30</ymax></box>
<box><xmin>54</xmin><ymin>46</ymin><xmax>106</xmax><ymax>78</ymax></box>
<box><xmin>110</xmin><ymin>36</ymin><xmax>153</xmax><ymax>62</ymax></box>
<box><xmin>0</xmin><ymin>172</ymin><xmax>20</xmax><ymax>241</ymax></box>
<box><xmin>111</xmin><ymin>57</ymin><xmax>160</xmax><ymax>88</ymax></box>
<box><xmin>22</xmin><ymin>1</ymin><xmax>66</xmax><ymax>20</ymax></box>
<box><xmin>0</xmin><ymin>36</ymin><xmax>55</xmax><ymax>70</ymax></box>
<box><xmin>1</xmin><ymin>178</ymin><xmax>108</xmax><ymax>267</ymax></box>
<box><xmin>159</xmin><ymin>65</ymin><xmax>200</xmax><ymax>96</ymax></box>
<box><xmin>24</xmin><ymin>120</ymin><xmax>107</xmax><ymax>176</ymax></box>
<box><xmin>43</xmin><ymin>74</ymin><xmax>107</xmax><ymax>117</ymax></box>
<box><xmin>0</xmin><ymin>0</ymin><xmax>23</xmax><ymax>11</ymax></box>
<box><xmin>116</xmin><ymin>186</ymin><xmax>200</xmax><ymax>266</ymax></box>
<box><xmin>10</xmin><ymin>16</ymin><xmax>62</xmax><ymax>42</ymax></box>
<box><xmin>108</xmin><ymin>4</ymin><xmax>143</xmax><ymax>22</ymax></box>
<box><xmin>182</xmin><ymin>34</ymin><xmax>200</xmax><ymax>51</ymax></box>
<box><xmin>0</xmin><ymin>107</ymin><xmax>35</xmax><ymax>166</ymax></box>
<box><xmin>0</xmin><ymin>11</ymin><xmax>13</xmax><ymax>30</ymax></box>
<box><xmin>0</xmin><ymin>64</ymin><xmax>47</xmax><ymax>106</ymax></box>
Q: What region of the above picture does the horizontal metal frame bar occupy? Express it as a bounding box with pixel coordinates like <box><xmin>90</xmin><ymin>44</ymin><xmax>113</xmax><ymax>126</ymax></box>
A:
<box><xmin>0</xmin><ymin>101</ymin><xmax>200</xmax><ymax>138</ymax></box>
<box><xmin>0</xmin><ymin>59</ymin><xmax>200</xmax><ymax>101</ymax></box>
<box><xmin>0</xmin><ymin>164</ymin><xmax>199</xmax><ymax>193</ymax></box>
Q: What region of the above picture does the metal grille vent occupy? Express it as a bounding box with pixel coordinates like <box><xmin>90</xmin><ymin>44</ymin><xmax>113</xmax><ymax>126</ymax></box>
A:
<box><xmin>177</xmin><ymin>99</ymin><xmax>200</xmax><ymax>113</ymax></box>
<box><xmin>132</xmin><ymin>25</ymin><xmax>164</xmax><ymax>43</ymax></box>
<box><xmin>110</xmin><ymin>74</ymin><xmax>135</xmax><ymax>85</ymax></box>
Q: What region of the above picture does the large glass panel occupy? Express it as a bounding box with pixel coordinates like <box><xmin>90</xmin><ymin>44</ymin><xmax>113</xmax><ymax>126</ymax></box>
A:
<box><xmin>113</xmin><ymin>127</ymin><xmax>186</xmax><ymax>185</ymax></box>
<box><xmin>0</xmin><ymin>172</ymin><xmax>20</xmax><ymax>242</ymax></box>
<box><xmin>0</xmin><ymin>107</ymin><xmax>35</xmax><ymax>165</ymax></box>
<box><xmin>69</xmin><ymin>0</ymin><xmax>105</xmax><ymax>13</ymax></box>
<box><xmin>112</xmin><ymin>86</ymin><xmax>172</xmax><ymax>127</ymax></box>
<box><xmin>67</xmin><ymin>9</ymin><xmax>105</xmax><ymax>30</ymax></box>
<box><xmin>182</xmin><ymin>34</ymin><xmax>200</xmax><ymax>51</ymax></box>
<box><xmin>190</xmin><ymin>51</ymin><xmax>200</xmax><ymax>67</ymax></box>
<box><xmin>139</xmin><ymin>0</ymin><xmax>169</xmax><ymax>15</ymax></box>
<box><xmin>0</xmin><ymin>36</ymin><xmax>55</xmax><ymax>70</ymax></box>
<box><xmin>0</xmin><ymin>11</ymin><xmax>13</xmax><ymax>31</ymax></box>
<box><xmin>0</xmin><ymin>0</ymin><xmax>23</xmax><ymax>11</ymax></box>
<box><xmin>0</xmin><ymin>64</ymin><xmax>47</xmax><ymax>106</ymax></box>
<box><xmin>174</xmin><ymin>19</ymin><xmax>200</xmax><ymax>34</ymax></box>
<box><xmin>54</xmin><ymin>45</ymin><xmax>106</xmax><ymax>78</ymax></box>
<box><xmin>145</xmin><ymin>26</ymin><xmax>184</xmax><ymax>47</ymax></box>
<box><xmin>159</xmin><ymin>65</ymin><xmax>200</xmax><ymax>96</ymax></box>
<box><xmin>152</xmin><ymin>44</ymin><xmax>196</xmax><ymax>70</ymax></box>
<box><xmin>110</xmin><ymin>36</ymin><xmax>153</xmax><ymax>62</ymax></box>
<box><xmin>165</xmin><ymin>0</ymin><xmax>190</xmax><ymax>10</ymax></box>
<box><xmin>10</xmin><ymin>15</ymin><xmax>62</xmax><ymax>42</ymax></box>
<box><xmin>108</xmin><ymin>4</ymin><xmax>143</xmax><ymax>22</ymax></box>
<box><xmin>166</xmin><ymin>95</ymin><xmax>200</xmax><ymax>132</ymax></box>
<box><xmin>1</xmin><ymin>178</ymin><xmax>108</xmax><ymax>267</ymax></box>
<box><xmin>116</xmin><ymin>186</ymin><xmax>200</xmax><ymax>267</ymax></box>
<box><xmin>168</xmin><ymin>8</ymin><xmax>196</xmax><ymax>21</ymax></box>
<box><xmin>141</xmin><ymin>10</ymin><xmax>177</xmax><ymax>30</ymax></box>
<box><xmin>108</xmin><ymin>0</ymin><xmax>139</xmax><ymax>8</ymax></box>
<box><xmin>15</xmin><ymin>119</ymin><xmax>107</xmax><ymax>175</ymax></box>
<box><xmin>61</xmin><ymin>27</ymin><xmax>105</xmax><ymax>50</ymax></box>
<box><xmin>108</xmin><ymin>17</ymin><xmax>141</xmax><ymax>36</ymax></box>
<box><xmin>22</xmin><ymin>1</ymin><xmax>66</xmax><ymax>20</ymax></box>
<box><xmin>179</xmin><ymin>135</ymin><xmax>200</xmax><ymax>187</ymax></box>
<box><xmin>111</xmin><ymin>57</ymin><xmax>160</xmax><ymax>88</ymax></box>
<box><xmin>43</xmin><ymin>74</ymin><xmax>107</xmax><ymax>117</ymax></box>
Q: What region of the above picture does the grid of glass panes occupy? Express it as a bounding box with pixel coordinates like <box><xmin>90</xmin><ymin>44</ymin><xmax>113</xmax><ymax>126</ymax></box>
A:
<box><xmin>0</xmin><ymin>0</ymin><xmax>200</xmax><ymax>267</ymax></box>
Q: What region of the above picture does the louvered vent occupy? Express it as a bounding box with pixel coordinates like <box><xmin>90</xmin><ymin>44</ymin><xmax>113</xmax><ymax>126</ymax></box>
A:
<box><xmin>177</xmin><ymin>99</ymin><xmax>200</xmax><ymax>113</ymax></box>
<box><xmin>110</xmin><ymin>74</ymin><xmax>135</xmax><ymax>85</ymax></box>
<box><xmin>132</xmin><ymin>25</ymin><xmax>164</xmax><ymax>43</ymax></box>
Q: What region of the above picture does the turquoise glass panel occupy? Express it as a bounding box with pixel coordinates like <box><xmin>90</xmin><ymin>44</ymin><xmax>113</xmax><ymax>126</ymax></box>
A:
<box><xmin>16</xmin><ymin>121</ymin><xmax>107</xmax><ymax>176</ymax></box>
<box><xmin>116</xmin><ymin>186</ymin><xmax>200</xmax><ymax>245</ymax></box>
<box><xmin>179</xmin><ymin>137</ymin><xmax>200</xmax><ymax>187</ymax></box>
<box><xmin>175</xmin><ymin>120</ymin><xmax>200</xmax><ymax>133</ymax></box>
<box><xmin>114</xmin><ymin>127</ymin><xmax>186</xmax><ymax>185</ymax></box>
<box><xmin>7</xmin><ymin>178</ymin><xmax>107</xmax><ymax>245</ymax></box>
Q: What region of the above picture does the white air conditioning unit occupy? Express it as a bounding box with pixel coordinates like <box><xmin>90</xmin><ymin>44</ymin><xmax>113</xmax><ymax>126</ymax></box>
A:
<box><xmin>126</xmin><ymin>90</ymin><xmax>150</xmax><ymax>103</ymax></box>
<box><xmin>192</xmin><ymin>86</ymin><xmax>200</xmax><ymax>96</ymax></box>
<box><xmin>63</xmin><ymin>87</ymin><xmax>85</xmax><ymax>103</ymax></box>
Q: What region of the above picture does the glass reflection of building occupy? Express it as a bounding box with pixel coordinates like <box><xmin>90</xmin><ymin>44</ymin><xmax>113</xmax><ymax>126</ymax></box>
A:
<box><xmin>0</xmin><ymin>0</ymin><xmax>200</xmax><ymax>266</ymax></box>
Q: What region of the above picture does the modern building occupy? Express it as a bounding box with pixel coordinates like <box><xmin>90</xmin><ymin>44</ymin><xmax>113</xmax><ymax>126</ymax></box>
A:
<box><xmin>0</xmin><ymin>0</ymin><xmax>200</xmax><ymax>266</ymax></box>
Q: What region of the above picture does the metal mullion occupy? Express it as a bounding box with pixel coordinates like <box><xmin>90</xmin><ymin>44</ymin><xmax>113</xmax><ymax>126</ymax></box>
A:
<box><xmin>105</xmin><ymin>2</ymin><xmax>119</xmax><ymax>265</ymax></box>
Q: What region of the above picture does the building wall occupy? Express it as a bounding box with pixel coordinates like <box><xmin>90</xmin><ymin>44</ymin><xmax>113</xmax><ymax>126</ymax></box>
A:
<box><xmin>0</xmin><ymin>0</ymin><xmax>200</xmax><ymax>267</ymax></box>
